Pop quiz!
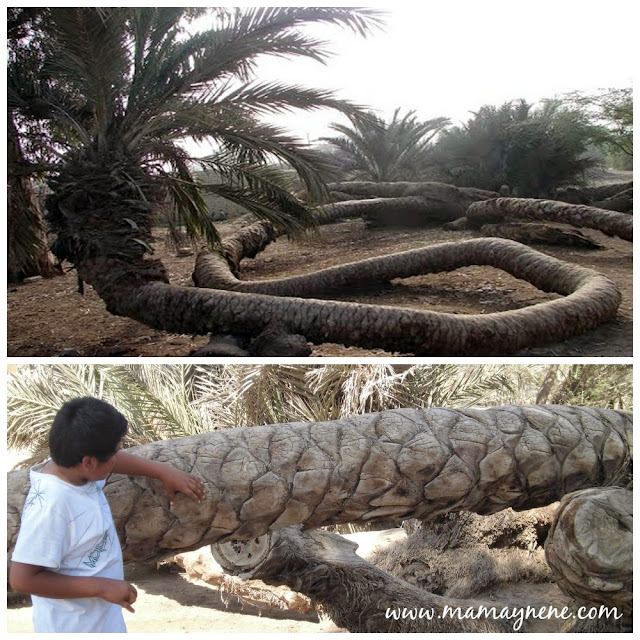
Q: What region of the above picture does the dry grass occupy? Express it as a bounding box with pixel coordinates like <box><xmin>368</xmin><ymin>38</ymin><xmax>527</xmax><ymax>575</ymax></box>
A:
<box><xmin>373</xmin><ymin>509</ymin><xmax>556</xmax><ymax>598</ymax></box>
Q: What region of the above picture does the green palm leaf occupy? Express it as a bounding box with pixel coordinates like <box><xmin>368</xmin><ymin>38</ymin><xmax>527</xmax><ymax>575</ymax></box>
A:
<box><xmin>11</xmin><ymin>6</ymin><xmax>384</xmax><ymax>253</ymax></box>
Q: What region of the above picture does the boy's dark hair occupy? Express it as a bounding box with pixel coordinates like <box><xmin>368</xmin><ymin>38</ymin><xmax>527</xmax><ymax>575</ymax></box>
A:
<box><xmin>49</xmin><ymin>397</ymin><xmax>128</xmax><ymax>467</ymax></box>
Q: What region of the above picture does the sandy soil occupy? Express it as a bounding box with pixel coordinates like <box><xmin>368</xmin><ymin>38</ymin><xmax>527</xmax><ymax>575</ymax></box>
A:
<box><xmin>6</xmin><ymin>530</ymin><xmax>573</xmax><ymax>634</ymax></box>
<box><xmin>7</xmin><ymin>215</ymin><xmax>632</xmax><ymax>358</ymax></box>
<box><xmin>6</xmin><ymin>562</ymin><xmax>341</xmax><ymax>633</ymax></box>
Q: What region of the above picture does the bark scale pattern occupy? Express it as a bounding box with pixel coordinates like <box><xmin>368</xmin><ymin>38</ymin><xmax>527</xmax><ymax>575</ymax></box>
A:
<box><xmin>7</xmin><ymin>405</ymin><xmax>632</xmax><ymax>566</ymax></box>
<box><xmin>188</xmin><ymin>236</ymin><xmax>621</xmax><ymax>355</ymax></box>
<box><xmin>322</xmin><ymin>182</ymin><xmax>498</xmax><ymax>227</ymax></box>
<box><xmin>326</xmin><ymin>180</ymin><xmax>498</xmax><ymax>201</ymax></box>
<box><xmin>545</xmin><ymin>486</ymin><xmax>632</xmax><ymax>617</ymax></box>
<box><xmin>467</xmin><ymin>198</ymin><xmax>632</xmax><ymax>241</ymax></box>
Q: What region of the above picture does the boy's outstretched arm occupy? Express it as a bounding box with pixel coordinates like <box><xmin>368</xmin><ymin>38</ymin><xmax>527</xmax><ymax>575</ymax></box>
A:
<box><xmin>111</xmin><ymin>452</ymin><xmax>205</xmax><ymax>504</ymax></box>
<box><xmin>9</xmin><ymin>562</ymin><xmax>138</xmax><ymax>612</ymax></box>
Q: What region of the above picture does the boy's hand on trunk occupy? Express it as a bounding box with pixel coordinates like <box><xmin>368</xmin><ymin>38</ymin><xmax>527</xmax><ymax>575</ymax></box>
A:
<box><xmin>159</xmin><ymin>466</ymin><xmax>205</xmax><ymax>504</ymax></box>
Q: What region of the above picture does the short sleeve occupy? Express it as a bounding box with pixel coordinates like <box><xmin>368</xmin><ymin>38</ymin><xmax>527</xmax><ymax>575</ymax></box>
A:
<box><xmin>12</xmin><ymin>493</ymin><xmax>69</xmax><ymax>570</ymax></box>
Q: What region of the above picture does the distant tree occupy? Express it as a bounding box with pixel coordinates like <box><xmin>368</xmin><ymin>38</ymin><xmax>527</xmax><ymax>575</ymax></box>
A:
<box><xmin>320</xmin><ymin>108</ymin><xmax>449</xmax><ymax>181</ymax></box>
<box><xmin>432</xmin><ymin>99</ymin><xmax>602</xmax><ymax>196</ymax></box>
<box><xmin>563</xmin><ymin>87</ymin><xmax>633</xmax><ymax>169</ymax></box>
<box><xmin>504</xmin><ymin>99</ymin><xmax>602</xmax><ymax>196</ymax></box>
<box><xmin>7</xmin><ymin>8</ymin><xmax>56</xmax><ymax>280</ymax></box>
<box><xmin>430</xmin><ymin>100</ymin><xmax>531</xmax><ymax>191</ymax></box>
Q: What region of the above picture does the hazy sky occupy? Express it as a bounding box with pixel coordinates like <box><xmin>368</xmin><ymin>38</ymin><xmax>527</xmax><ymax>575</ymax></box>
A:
<box><xmin>235</xmin><ymin>0</ymin><xmax>635</xmax><ymax>143</ymax></box>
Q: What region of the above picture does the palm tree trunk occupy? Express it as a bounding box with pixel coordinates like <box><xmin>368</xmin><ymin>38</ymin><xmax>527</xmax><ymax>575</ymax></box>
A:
<box><xmin>7</xmin><ymin>405</ymin><xmax>631</xmax><ymax>565</ymax></box>
<box><xmin>325</xmin><ymin>195</ymin><xmax>461</xmax><ymax>226</ymax></box>
<box><xmin>47</xmin><ymin>158</ymin><xmax>622</xmax><ymax>355</ymax></box>
<box><xmin>212</xmin><ymin>487</ymin><xmax>632</xmax><ymax>632</ymax></box>
<box><xmin>327</xmin><ymin>180</ymin><xmax>498</xmax><ymax>200</ymax></box>
<box><xmin>213</xmin><ymin>525</ymin><xmax>513</xmax><ymax>632</ymax></box>
<box><xmin>188</xmin><ymin>235</ymin><xmax>622</xmax><ymax>355</ymax></box>
<box><xmin>545</xmin><ymin>487</ymin><xmax>632</xmax><ymax>621</ymax></box>
<box><xmin>478</xmin><ymin>222</ymin><xmax>604</xmax><ymax>249</ymax></box>
<box><xmin>467</xmin><ymin>198</ymin><xmax>633</xmax><ymax>241</ymax></box>
<box><xmin>323</xmin><ymin>181</ymin><xmax>498</xmax><ymax>227</ymax></box>
<box><xmin>7</xmin><ymin>114</ymin><xmax>55</xmax><ymax>281</ymax></box>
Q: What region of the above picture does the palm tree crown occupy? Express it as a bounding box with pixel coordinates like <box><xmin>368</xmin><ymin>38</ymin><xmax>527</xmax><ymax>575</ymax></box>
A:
<box><xmin>9</xmin><ymin>7</ymin><xmax>384</xmax><ymax>263</ymax></box>
<box><xmin>321</xmin><ymin>108</ymin><xmax>449</xmax><ymax>181</ymax></box>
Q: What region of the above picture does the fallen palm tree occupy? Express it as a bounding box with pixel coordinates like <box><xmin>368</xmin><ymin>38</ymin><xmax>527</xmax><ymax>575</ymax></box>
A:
<box><xmin>212</xmin><ymin>525</ymin><xmax>513</xmax><ymax>632</ymax></box>
<box><xmin>210</xmin><ymin>491</ymin><xmax>631</xmax><ymax>633</ymax></box>
<box><xmin>475</xmin><ymin>222</ymin><xmax>604</xmax><ymax>249</ymax></box>
<box><xmin>556</xmin><ymin>181</ymin><xmax>633</xmax><ymax>212</ymax></box>
<box><xmin>466</xmin><ymin>198</ymin><xmax>632</xmax><ymax>241</ymax></box>
<box><xmin>545</xmin><ymin>486</ymin><xmax>632</xmax><ymax>620</ymax></box>
<box><xmin>8</xmin><ymin>405</ymin><xmax>631</xmax><ymax>561</ymax></box>
<box><xmin>7</xmin><ymin>405</ymin><xmax>632</xmax><ymax>632</ymax></box>
<box><xmin>324</xmin><ymin>181</ymin><xmax>498</xmax><ymax>227</ymax></box>
<box><xmin>192</xmin><ymin>229</ymin><xmax>621</xmax><ymax>355</ymax></box>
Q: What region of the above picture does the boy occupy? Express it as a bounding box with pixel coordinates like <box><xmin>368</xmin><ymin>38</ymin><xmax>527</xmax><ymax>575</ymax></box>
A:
<box><xmin>9</xmin><ymin>396</ymin><xmax>205</xmax><ymax>633</ymax></box>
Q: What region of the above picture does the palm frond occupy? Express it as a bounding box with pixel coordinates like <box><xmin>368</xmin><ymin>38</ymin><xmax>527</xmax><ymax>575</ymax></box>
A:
<box><xmin>12</xmin><ymin>7</ymin><xmax>388</xmax><ymax>246</ymax></box>
<box><xmin>125</xmin><ymin>7</ymin><xmax>383</xmax><ymax>129</ymax></box>
<box><xmin>7</xmin><ymin>365</ymin><xmax>102</xmax><ymax>455</ymax></box>
<box><xmin>229</xmin><ymin>365</ymin><xmax>319</xmax><ymax>426</ymax></box>
<box><xmin>46</xmin><ymin>8</ymin><xmax>131</xmax><ymax>140</ymax></box>
<box><xmin>194</xmin><ymin>159</ymin><xmax>316</xmax><ymax>237</ymax></box>
<box><xmin>321</xmin><ymin>109</ymin><xmax>449</xmax><ymax>181</ymax></box>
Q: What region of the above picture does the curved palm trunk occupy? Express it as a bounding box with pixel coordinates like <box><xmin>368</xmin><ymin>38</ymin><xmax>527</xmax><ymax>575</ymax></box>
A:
<box><xmin>194</xmin><ymin>232</ymin><xmax>617</xmax><ymax>299</ymax></box>
<box><xmin>324</xmin><ymin>181</ymin><xmax>498</xmax><ymax>227</ymax></box>
<box><xmin>467</xmin><ymin>198</ymin><xmax>633</xmax><ymax>241</ymax></box>
<box><xmin>545</xmin><ymin>486</ymin><xmax>632</xmax><ymax>618</ymax></box>
<box><xmin>7</xmin><ymin>405</ymin><xmax>631</xmax><ymax>566</ymax></box>
<box><xmin>47</xmin><ymin>161</ymin><xmax>622</xmax><ymax>354</ymax></box>
<box><xmin>213</xmin><ymin>526</ymin><xmax>513</xmax><ymax>632</ymax></box>
<box><xmin>190</xmin><ymin>235</ymin><xmax>622</xmax><ymax>356</ymax></box>
<box><xmin>102</xmin><ymin>255</ymin><xmax>620</xmax><ymax>356</ymax></box>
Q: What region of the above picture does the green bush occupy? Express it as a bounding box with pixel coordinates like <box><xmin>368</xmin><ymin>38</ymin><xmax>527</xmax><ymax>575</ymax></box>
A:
<box><xmin>432</xmin><ymin>99</ymin><xmax>604</xmax><ymax>196</ymax></box>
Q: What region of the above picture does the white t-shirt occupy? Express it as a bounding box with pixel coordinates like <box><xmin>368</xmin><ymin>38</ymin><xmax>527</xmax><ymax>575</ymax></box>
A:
<box><xmin>11</xmin><ymin>462</ymin><xmax>127</xmax><ymax>633</ymax></box>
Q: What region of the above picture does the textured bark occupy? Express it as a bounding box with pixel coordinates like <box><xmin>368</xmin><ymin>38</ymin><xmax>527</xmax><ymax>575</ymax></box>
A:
<box><xmin>216</xmin><ymin>221</ymin><xmax>277</xmax><ymax>275</ymax></box>
<box><xmin>466</xmin><ymin>197</ymin><xmax>632</xmax><ymax>241</ymax></box>
<box><xmin>189</xmin><ymin>235</ymin><xmax>623</xmax><ymax>355</ymax></box>
<box><xmin>323</xmin><ymin>181</ymin><xmax>499</xmax><ymax>227</ymax></box>
<box><xmin>7</xmin><ymin>405</ymin><xmax>632</xmax><ymax>567</ymax></box>
<box><xmin>478</xmin><ymin>223</ymin><xmax>604</xmax><ymax>249</ymax></box>
<box><xmin>556</xmin><ymin>182</ymin><xmax>633</xmax><ymax>211</ymax></box>
<box><xmin>212</xmin><ymin>526</ymin><xmax>513</xmax><ymax>632</ymax></box>
<box><xmin>545</xmin><ymin>487</ymin><xmax>632</xmax><ymax>617</ymax></box>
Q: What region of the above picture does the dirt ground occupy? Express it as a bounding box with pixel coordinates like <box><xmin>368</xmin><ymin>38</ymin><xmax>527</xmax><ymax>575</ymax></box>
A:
<box><xmin>6</xmin><ymin>562</ymin><xmax>340</xmax><ymax>633</ymax></box>
<box><xmin>7</xmin><ymin>179</ymin><xmax>632</xmax><ymax>358</ymax></box>
<box><xmin>6</xmin><ymin>531</ymin><xmax>573</xmax><ymax>634</ymax></box>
